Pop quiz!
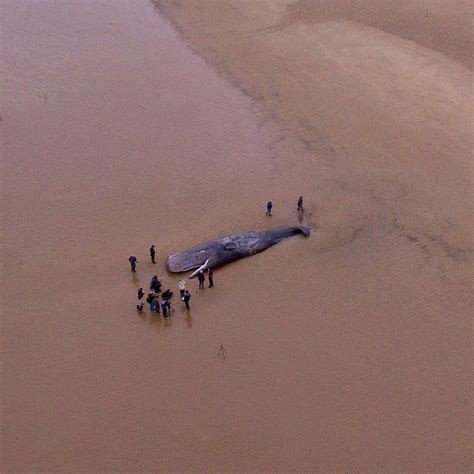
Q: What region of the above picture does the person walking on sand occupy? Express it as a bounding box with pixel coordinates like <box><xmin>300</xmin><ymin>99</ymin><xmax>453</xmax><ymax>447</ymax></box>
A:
<box><xmin>178</xmin><ymin>279</ymin><xmax>186</xmax><ymax>297</ymax></box>
<box><xmin>149</xmin><ymin>245</ymin><xmax>156</xmax><ymax>264</ymax></box>
<box><xmin>297</xmin><ymin>196</ymin><xmax>304</xmax><ymax>212</ymax></box>
<box><xmin>183</xmin><ymin>290</ymin><xmax>191</xmax><ymax>310</ymax></box>
<box><xmin>129</xmin><ymin>256</ymin><xmax>137</xmax><ymax>272</ymax></box>
<box><xmin>198</xmin><ymin>271</ymin><xmax>205</xmax><ymax>290</ymax></box>
<box><xmin>137</xmin><ymin>288</ymin><xmax>144</xmax><ymax>300</ymax></box>
<box><xmin>208</xmin><ymin>268</ymin><xmax>214</xmax><ymax>288</ymax></box>
<box><xmin>266</xmin><ymin>201</ymin><xmax>273</xmax><ymax>216</ymax></box>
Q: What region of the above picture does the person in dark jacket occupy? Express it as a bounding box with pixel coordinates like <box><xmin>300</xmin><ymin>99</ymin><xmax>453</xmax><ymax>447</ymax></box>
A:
<box><xmin>150</xmin><ymin>245</ymin><xmax>156</xmax><ymax>264</ymax></box>
<box><xmin>208</xmin><ymin>268</ymin><xmax>214</xmax><ymax>288</ymax></box>
<box><xmin>161</xmin><ymin>299</ymin><xmax>171</xmax><ymax>317</ymax></box>
<box><xmin>297</xmin><ymin>196</ymin><xmax>304</xmax><ymax>212</ymax></box>
<box><xmin>266</xmin><ymin>201</ymin><xmax>273</xmax><ymax>216</ymax></box>
<box><xmin>152</xmin><ymin>295</ymin><xmax>160</xmax><ymax>313</ymax></box>
<box><xmin>150</xmin><ymin>275</ymin><xmax>162</xmax><ymax>293</ymax></box>
<box><xmin>197</xmin><ymin>271</ymin><xmax>205</xmax><ymax>289</ymax></box>
<box><xmin>182</xmin><ymin>290</ymin><xmax>191</xmax><ymax>310</ymax></box>
<box><xmin>146</xmin><ymin>292</ymin><xmax>156</xmax><ymax>311</ymax></box>
<box><xmin>128</xmin><ymin>256</ymin><xmax>137</xmax><ymax>272</ymax></box>
<box><xmin>162</xmin><ymin>289</ymin><xmax>173</xmax><ymax>300</ymax></box>
<box><xmin>137</xmin><ymin>288</ymin><xmax>145</xmax><ymax>313</ymax></box>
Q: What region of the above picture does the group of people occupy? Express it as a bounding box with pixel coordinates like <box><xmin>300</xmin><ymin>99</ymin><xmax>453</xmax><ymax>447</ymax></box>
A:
<box><xmin>131</xmin><ymin>246</ymin><xmax>217</xmax><ymax>316</ymax></box>
<box><xmin>266</xmin><ymin>195</ymin><xmax>304</xmax><ymax>216</ymax></box>
<box><xmin>130</xmin><ymin>196</ymin><xmax>304</xmax><ymax>315</ymax></box>
<box><xmin>128</xmin><ymin>245</ymin><xmax>157</xmax><ymax>273</ymax></box>
<box><xmin>197</xmin><ymin>269</ymin><xmax>214</xmax><ymax>289</ymax></box>
<box><xmin>136</xmin><ymin>273</ymin><xmax>194</xmax><ymax>316</ymax></box>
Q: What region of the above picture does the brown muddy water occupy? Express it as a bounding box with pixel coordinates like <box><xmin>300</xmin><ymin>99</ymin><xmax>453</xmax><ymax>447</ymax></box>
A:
<box><xmin>2</xmin><ymin>0</ymin><xmax>472</xmax><ymax>472</ymax></box>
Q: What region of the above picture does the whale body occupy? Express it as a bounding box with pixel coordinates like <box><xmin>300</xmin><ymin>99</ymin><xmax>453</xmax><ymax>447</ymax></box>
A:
<box><xmin>166</xmin><ymin>226</ymin><xmax>310</xmax><ymax>277</ymax></box>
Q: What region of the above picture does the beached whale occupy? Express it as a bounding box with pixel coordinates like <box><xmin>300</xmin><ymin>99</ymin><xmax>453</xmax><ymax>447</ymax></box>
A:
<box><xmin>166</xmin><ymin>226</ymin><xmax>310</xmax><ymax>278</ymax></box>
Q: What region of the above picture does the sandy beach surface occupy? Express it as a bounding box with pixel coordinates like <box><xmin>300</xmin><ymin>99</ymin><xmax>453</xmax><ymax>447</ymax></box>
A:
<box><xmin>2</xmin><ymin>0</ymin><xmax>472</xmax><ymax>472</ymax></box>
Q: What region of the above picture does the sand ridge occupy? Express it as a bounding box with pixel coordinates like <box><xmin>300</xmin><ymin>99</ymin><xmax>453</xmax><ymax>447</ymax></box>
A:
<box><xmin>155</xmin><ymin>0</ymin><xmax>473</xmax><ymax>267</ymax></box>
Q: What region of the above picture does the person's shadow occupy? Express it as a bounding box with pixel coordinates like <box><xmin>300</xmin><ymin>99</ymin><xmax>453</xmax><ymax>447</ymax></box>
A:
<box><xmin>185</xmin><ymin>313</ymin><xmax>193</xmax><ymax>328</ymax></box>
<box><xmin>149</xmin><ymin>313</ymin><xmax>162</xmax><ymax>327</ymax></box>
<box><xmin>178</xmin><ymin>305</ymin><xmax>193</xmax><ymax>327</ymax></box>
<box><xmin>131</xmin><ymin>272</ymin><xmax>140</xmax><ymax>287</ymax></box>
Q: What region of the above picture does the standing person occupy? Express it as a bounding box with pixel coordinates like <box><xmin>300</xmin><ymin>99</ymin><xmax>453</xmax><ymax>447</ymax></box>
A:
<box><xmin>297</xmin><ymin>196</ymin><xmax>304</xmax><ymax>212</ymax></box>
<box><xmin>154</xmin><ymin>277</ymin><xmax>162</xmax><ymax>293</ymax></box>
<box><xmin>161</xmin><ymin>299</ymin><xmax>167</xmax><ymax>317</ymax></box>
<box><xmin>183</xmin><ymin>290</ymin><xmax>191</xmax><ymax>310</ymax></box>
<box><xmin>150</xmin><ymin>275</ymin><xmax>158</xmax><ymax>291</ymax></box>
<box><xmin>197</xmin><ymin>271</ymin><xmax>205</xmax><ymax>290</ymax></box>
<box><xmin>161</xmin><ymin>299</ymin><xmax>171</xmax><ymax>317</ymax></box>
<box><xmin>137</xmin><ymin>288</ymin><xmax>145</xmax><ymax>313</ymax></box>
<box><xmin>146</xmin><ymin>292</ymin><xmax>156</xmax><ymax>311</ymax></box>
<box><xmin>149</xmin><ymin>245</ymin><xmax>156</xmax><ymax>264</ymax></box>
<box><xmin>208</xmin><ymin>268</ymin><xmax>214</xmax><ymax>288</ymax></box>
<box><xmin>128</xmin><ymin>256</ymin><xmax>137</xmax><ymax>272</ymax></box>
<box><xmin>266</xmin><ymin>201</ymin><xmax>273</xmax><ymax>216</ymax></box>
<box><xmin>152</xmin><ymin>294</ymin><xmax>160</xmax><ymax>314</ymax></box>
<box><xmin>162</xmin><ymin>289</ymin><xmax>173</xmax><ymax>300</ymax></box>
<box><xmin>178</xmin><ymin>279</ymin><xmax>186</xmax><ymax>297</ymax></box>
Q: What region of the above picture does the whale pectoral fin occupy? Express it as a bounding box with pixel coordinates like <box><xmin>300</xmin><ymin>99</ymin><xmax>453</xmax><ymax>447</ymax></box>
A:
<box><xmin>189</xmin><ymin>258</ymin><xmax>210</xmax><ymax>279</ymax></box>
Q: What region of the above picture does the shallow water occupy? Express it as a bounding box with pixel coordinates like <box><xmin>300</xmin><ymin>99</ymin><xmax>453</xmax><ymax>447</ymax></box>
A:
<box><xmin>2</xmin><ymin>0</ymin><xmax>472</xmax><ymax>471</ymax></box>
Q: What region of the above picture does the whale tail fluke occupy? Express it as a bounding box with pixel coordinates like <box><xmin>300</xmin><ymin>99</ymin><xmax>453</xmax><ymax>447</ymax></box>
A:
<box><xmin>288</xmin><ymin>226</ymin><xmax>310</xmax><ymax>237</ymax></box>
<box><xmin>270</xmin><ymin>226</ymin><xmax>311</xmax><ymax>242</ymax></box>
<box><xmin>295</xmin><ymin>226</ymin><xmax>310</xmax><ymax>237</ymax></box>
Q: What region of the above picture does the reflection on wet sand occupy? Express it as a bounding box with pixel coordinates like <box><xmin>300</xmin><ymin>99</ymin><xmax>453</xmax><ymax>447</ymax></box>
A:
<box><xmin>133</xmin><ymin>296</ymin><xmax>194</xmax><ymax>331</ymax></box>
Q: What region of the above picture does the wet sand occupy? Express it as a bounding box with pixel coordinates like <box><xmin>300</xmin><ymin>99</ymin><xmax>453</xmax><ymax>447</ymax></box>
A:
<box><xmin>2</xmin><ymin>0</ymin><xmax>473</xmax><ymax>472</ymax></box>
